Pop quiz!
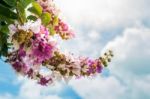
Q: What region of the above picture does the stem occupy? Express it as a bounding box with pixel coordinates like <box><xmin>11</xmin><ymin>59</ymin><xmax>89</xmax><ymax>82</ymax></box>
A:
<box><xmin>16</xmin><ymin>2</ymin><xmax>23</xmax><ymax>25</ymax></box>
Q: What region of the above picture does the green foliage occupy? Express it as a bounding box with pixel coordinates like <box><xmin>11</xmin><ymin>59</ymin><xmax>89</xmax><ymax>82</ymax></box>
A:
<box><xmin>0</xmin><ymin>23</ymin><xmax>10</xmax><ymax>57</ymax></box>
<box><xmin>16</xmin><ymin>2</ymin><xmax>26</xmax><ymax>24</ymax></box>
<box><xmin>27</xmin><ymin>15</ymin><xmax>37</xmax><ymax>21</ymax></box>
<box><xmin>28</xmin><ymin>2</ymin><xmax>43</xmax><ymax>16</ymax></box>
<box><xmin>16</xmin><ymin>0</ymin><xmax>34</xmax><ymax>24</ymax></box>
<box><xmin>3</xmin><ymin>0</ymin><xmax>16</xmax><ymax>7</ymax></box>
<box><xmin>0</xmin><ymin>4</ymin><xmax>18</xmax><ymax>19</ymax></box>
<box><xmin>48</xmin><ymin>25</ymin><xmax>56</xmax><ymax>36</ymax></box>
<box><xmin>19</xmin><ymin>0</ymin><xmax>33</xmax><ymax>8</ymax></box>
<box><xmin>0</xmin><ymin>0</ymin><xmax>34</xmax><ymax>57</ymax></box>
<box><xmin>0</xmin><ymin>15</ymin><xmax>14</xmax><ymax>24</ymax></box>
<box><xmin>0</xmin><ymin>0</ymin><xmax>15</xmax><ymax>9</ymax></box>
<box><xmin>1</xmin><ymin>0</ymin><xmax>33</xmax><ymax>8</ymax></box>
<box><xmin>41</xmin><ymin>12</ymin><xmax>52</xmax><ymax>26</ymax></box>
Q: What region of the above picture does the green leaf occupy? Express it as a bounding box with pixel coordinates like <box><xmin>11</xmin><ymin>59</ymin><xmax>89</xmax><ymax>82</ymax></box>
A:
<box><xmin>0</xmin><ymin>25</ymin><xmax>9</xmax><ymax>33</ymax></box>
<box><xmin>41</xmin><ymin>12</ymin><xmax>52</xmax><ymax>26</ymax></box>
<box><xmin>0</xmin><ymin>43</ymin><xmax>8</xmax><ymax>57</ymax></box>
<box><xmin>27</xmin><ymin>15</ymin><xmax>38</xmax><ymax>21</ymax></box>
<box><xmin>48</xmin><ymin>26</ymin><xmax>56</xmax><ymax>36</ymax></box>
<box><xmin>0</xmin><ymin>25</ymin><xmax>10</xmax><ymax>57</ymax></box>
<box><xmin>16</xmin><ymin>2</ymin><xmax>26</xmax><ymax>24</ymax></box>
<box><xmin>20</xmin><ymin>0</ymin><xmax>33</xmax><ymax>8</ymax></box>
<box><xmin>0</xmin><ymin>15</ymin><xmax>14</xmax><ymax>24</ymax></box>
<box><xmin>2</xmin><ymin>0</ymin><xmax>16</xmax><ymax>7</ymax></box>
<box><xmin>0</xmin><ymin>0</ymin><xmax>12</xmax><ymax>8</ymax></box>
<box><xmin>28</xmin><ymin>2</ymin><xmax>43</xmax><ymax>16</ymax></box>
<box><xmin>0</xmin><ymin>4</ymin><xmax>18</xmax><ymax>19</ymax></box>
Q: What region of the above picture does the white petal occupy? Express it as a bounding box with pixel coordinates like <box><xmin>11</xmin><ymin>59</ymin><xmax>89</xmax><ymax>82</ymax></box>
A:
<box><xmin>8</xmin><ymin>24</ymin><xmax>17</xmax><ymax>34</ymax></box>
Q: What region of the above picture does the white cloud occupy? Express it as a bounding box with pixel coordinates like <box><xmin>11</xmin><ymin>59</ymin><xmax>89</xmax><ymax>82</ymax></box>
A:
<box><xmin>132</xmin><ymin>75</ymin><xmax>150</xmax><ymax>99</ymax></box>
<box><xmin>55</xmin><ymin>0</ymin><xmax>150</xmax><ymax>29</ymax></box>
<box><xmin>104</xmin><ymin>26</ymin><xmax>150</xmax><ymax>77</ymax></box>
<box><xmin>0</xmin><ymin>77</ymin><xmax>63</xmax><ymax>99</ymax></box>
<box><xmin>70</xmin><ymin>76</ymin><xmax>126</xmax><ymax>99</ymax></box>
<box><xmin>88</xmin><ymin>30</ymin><xmax>101</xmax><ymax>40</ymax></box>
<box><xmin>100</xmin><ymin>26</ymin><xmax>150</xmax><ymax>98</ymax></box>
<box><xmin>60</xmin><ymin>29</ymin><xmax>103</xmax><ymax>58</ymax></box>
<box><xmin>56</xmin><ymin>0</ymin><xmax>150</xmax><ymax>58</ymax></box>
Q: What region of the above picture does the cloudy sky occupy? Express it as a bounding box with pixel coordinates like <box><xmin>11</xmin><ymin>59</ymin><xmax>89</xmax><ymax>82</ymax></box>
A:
<box><xmin>0</xmin><ymin>0</ymin><xmax>150</xmax><ymax>99</ymax></box>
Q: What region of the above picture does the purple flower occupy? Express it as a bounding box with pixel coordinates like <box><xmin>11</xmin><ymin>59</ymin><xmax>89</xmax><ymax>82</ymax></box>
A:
<box><xmin>87</xmin><ymin>59</ymin><xmax>95</xmax><ymax>74</ymax></box>
<box><xmin>38</xmin><ymin>77</ymin><xmax>51</xmax><ymax>86</ymax></box>
<box><xmin>12</xmin><ymin>62</ymin><xmax>22</xmax><ymax>72</ymax></box>
<box><xmin>27</xmin><ymin>69</ymin><xmax>33</xmax><ymax>78</ymax></box>
<box><xmin>12</xmin><ymin>61</ymin><xmax>28</xmax><ymax>74</ymax></box>
<box><xmin>95</xmin><ymin>60</ymin><xmax>103</xmax><ymax>73</ymax></box>
<box><xmin>86</xmin><ymin>59</ymin><xmax>103</xmax><ymax>74</ymax></box>
<box><xmin>18</xmin><ymin>46</ymin><xmax>26</xmax><ymax>58</ymax></box>
<box><xmin>97</xmin><ymin>65</ymin><xmax>102</xmax><ymax>73</ymax></box>
<box><xmin>32</xmin><ymin>40</ymin><xmax>54</xmax><ymax>63</ymax></box>
<box><xmin>54</xmin><ymin>20</ymin><xmax>75</xmax><ymax>39</ymax></box>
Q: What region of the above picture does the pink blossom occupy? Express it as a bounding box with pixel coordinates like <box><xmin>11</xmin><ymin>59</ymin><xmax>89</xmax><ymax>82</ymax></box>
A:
<box><xmin>32</xmin><ymin>40</ymin><xmax>54</xmax><ymax>63</ymax></box>
<box><xmin>55</xmin><ymin>20</ymin><xmax>75</xmax><ymax>39</ymax></box>
<box><xmin>39</xmin><ymin>25</ymin><xmax>49</xmax><ymax>35</ymax></box>
<box><xmin>38</xmin><ymin>77</ymin><xmax>52</xmax><ymax>86</ymax></box>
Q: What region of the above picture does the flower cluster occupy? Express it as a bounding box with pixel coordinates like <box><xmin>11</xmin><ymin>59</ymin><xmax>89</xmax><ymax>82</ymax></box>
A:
<box><xmin>0</xmin><ymin>0</ymin><xmax>113</xmax><ymax>86</ymax></box>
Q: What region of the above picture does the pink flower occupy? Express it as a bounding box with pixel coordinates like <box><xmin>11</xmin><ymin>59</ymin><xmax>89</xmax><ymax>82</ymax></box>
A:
<box><xmin>60</xmin><ymin>22</ymin><xmax>69</xmax><ymax>31</ymax></box>
<box><xmin>27</xmin><ymin>68</ymin><xmax>34</xmax><ymax>78</ymax></box>
<box><xmin>12</xmin><ymin>61</ymin><xmax>28</xmax><ymax>74</ymax></box>
<box><xmin>18</xmin><ymin>45</ymin><xmax>26</xmax><ymax>58</ymax></box>
<box><xmin>39</xmin><ymin>25</ymin><xmax>49</xmax><ymax>35</ymax></box>
<box><xmin>37</xmin><ymin>0</ymin><xmax>60</xmax><ymax>15</ymax></box>
<box><xmin>87</xmin><ymin>59</ymin><xmax>103</xmax><ymax>74</ymax></box>
<box><xmin>32</xmin><ymin>40</ymin><xmax>54</xmax><ymax>63</ymax></box>
<box><xmin>55</xmin><ymin>20</ymin><xmax>75</xmax><ymax>39</ymax></box>
<box><xmin>12</xmin><ymin>62</ymin><xmax>22</xmax><ymax>72</ymax></box>
<box><xmin>38</xmin><ymin>77</ymin><xmax>52</xmax><ymax>86</ymax></box>
<box><xmin>29</xmin><ymin>25</ymin><xmax>57</xmax><ymax>65</ymax></box>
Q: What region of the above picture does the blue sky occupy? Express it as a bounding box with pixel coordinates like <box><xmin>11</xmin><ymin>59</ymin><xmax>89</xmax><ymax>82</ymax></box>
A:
<box><xmin>0</xmin><ymin>0</ymin><xmax>150</xmax><ymax>99</ymax></box>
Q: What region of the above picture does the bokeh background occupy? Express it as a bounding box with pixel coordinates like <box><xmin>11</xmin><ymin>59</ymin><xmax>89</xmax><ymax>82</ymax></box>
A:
<box><xmin>0</xmin><ymin>0</ymin><xmax>150</xmax><ymax>99</ymax></box>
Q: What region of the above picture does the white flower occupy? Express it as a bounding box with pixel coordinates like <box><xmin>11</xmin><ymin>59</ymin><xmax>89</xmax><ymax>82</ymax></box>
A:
<box><xmin>8</xmin><ymin>24</ymin><xmax>17</xmax><ymax>34</ymax></box>
<box><xmin>22</xmin><ymin>56</ymin><xmax>34</xmax><ymax>67</ymax></box>
<box><xmin>30</xmin><ymin>19</ymin><xmax>41</xmax><ymax>33</ymax></box>
<box><xmin>81</xmin><ymin>65</ymin><xmax>89</xmax><ymax>73</ymax></box>
<box><xmin>66</xmin><ymin>63</ymin><xmax>81</xmax><ymax>76</ymax></box>
<box><xmin>18</xmin><ymin>19</ymin><xmax>41</xmax><ymax>33</ymax></box>
<box><xmin>51</xmin><ymin>71</ymin><xmax>62</xmax><ymax>81</ymax></box>
<box><xmin>58</xmin><ymin>64</ymin><xmax>66</xmax><ymax>70</ymax></box>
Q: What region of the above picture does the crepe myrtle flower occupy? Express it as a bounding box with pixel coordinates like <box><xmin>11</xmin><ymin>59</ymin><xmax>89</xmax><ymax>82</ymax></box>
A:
<box><xmin>54</xmin><ymin>19</ymin><xmax>75</xmax><ymax>39</ymax></box>
<box><xmin>18</xmin><ymin>46</ymin><xmax>26</xmax><ymax>58</ymax></box>
<box><xmin>2</xmin><ymin>0</ymin><xmax>113</xmax><ymax>86</ymax></box>
<box><xmin>12</xmin><ymin>61</ymin><xmax>28</xmax><ymax>74</ymax></box>
<box><xmin>18</xmin><ymin>19</ymin><xmax>41</xmax><ymax>33</ymax></box>
<box><xmin>37</xmin><ymin>0</ymin><xmax>60</xmax><ymax>15</ymax></box>
<box><xmin>39</xmin><ymin>25</ymin><xmax>49</xmax><ymax>36</ymax></box>
<box><xmin>31</xmin><ymin>39</ymin><xmax>56</xmax><ymax>63</ymax></box>
<box><xmin>87</xmin><ymin>59</ymin><xmax>103</xmax><ymax>74</ymax></box>
<box><xmin>27</xmin><ymin>68</ymin><xmax>34</xmax><ymax>78</ymax></box>
<box><xmin>12</xmin><ymin>61</ymin><xmax>22</xmax><ymax>72</ymax></box>
<box><xmin>38</xmin><ymin>77</ymin><xmax>52</xmax><ymax>86</ymax></box>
